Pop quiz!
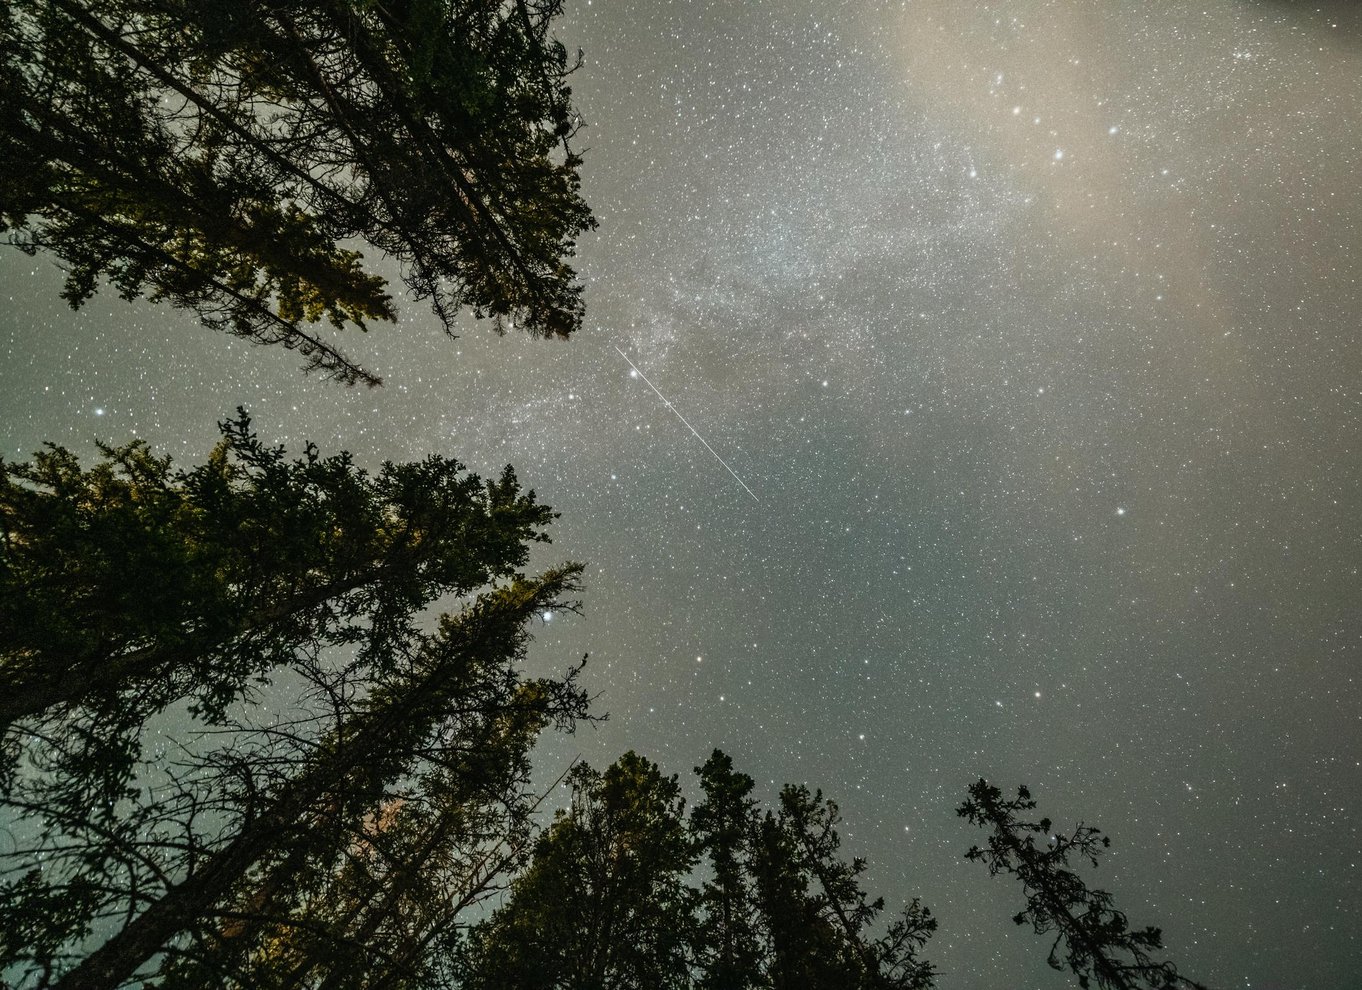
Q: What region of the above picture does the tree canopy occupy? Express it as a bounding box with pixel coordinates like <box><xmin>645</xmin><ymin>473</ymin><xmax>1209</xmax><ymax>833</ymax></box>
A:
<box><xmin>0</xmin><ymin>7</ymin><xmax>1218</xmax><ymax>972</ymax></box>
<box><xmin>10</xmin><ymin>567</ymin><xmax>589</xmax><ymax>990</ymax></box>
<box><xmin>0</xmin><ymin>417</ymin><xmax>1209</xmax><ymax>990</ymax></box>
<box><xmin>0</xmin><ymin>412</ymin><xmax>590</xmax><ymax>987</ymax></box>
<box><xmin>458</xmin><ymin>749</ymin><xmax>937</xmax><ymax>990</ymax></box>
<box><xmin>0</xmin><ymin>0</ymin><xmax>595</xmax><ymax>384</ymax></box>
<box><xmin>0</xmin><ymin>422</ymin><xmax>1214</xmax><ymax>990</ymax></box>
<box><xmin>959</xmin><ymin>780</ymin><xmax>1207</xmax><ymax>990</ymax></box>
<box><xmin>0</xmin><ymin>409</ymin><xmax>557</xmax><ymax>805</ymax></box>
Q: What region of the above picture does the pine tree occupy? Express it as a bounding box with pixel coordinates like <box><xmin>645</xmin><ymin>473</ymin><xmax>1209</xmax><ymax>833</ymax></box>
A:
<box><xmin>691</xmin><ymin>750</ymin><xmax>764</xmax><ymax>990</ymax></box>
<box><xmin>753</xmin><ymin>785</ymin><xmax>935</xmax><ymax>990</ymax></box>
<box><xmin>1</xmin><ymin>0</ymin><xmax>595</xmax><ymax>383</ymax></box>
<box><xmin>1</xmin><ymin>409</ymin><xmax>556</xmax><ymax>821</ymax></box>
<box><xmin>958</xmin><ymin>780</ymin><xmax>1207</xmax><ymax>990</ymax></box>
<box><xmin>461</xmin><ymin>751</ymin><xmax>699</xmax><ymax>990</ymax></box>
<box><xmin>9</xmin><ymin>566</ymin><xmax>588</xmax><ymax>989</ymax></box>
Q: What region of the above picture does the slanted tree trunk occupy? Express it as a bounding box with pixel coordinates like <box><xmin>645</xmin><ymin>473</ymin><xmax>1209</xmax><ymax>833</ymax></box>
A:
<box><xmin>53</xmin><ymin>566</ymin><xmax>584</xmax><ymax>990</ymax></box>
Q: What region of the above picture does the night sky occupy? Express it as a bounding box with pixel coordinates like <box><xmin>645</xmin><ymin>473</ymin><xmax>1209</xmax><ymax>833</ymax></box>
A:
<box><xmin>3</xmin><ymin>2</ymin><xmax>1360</xmax><ymax>987</ymax></box>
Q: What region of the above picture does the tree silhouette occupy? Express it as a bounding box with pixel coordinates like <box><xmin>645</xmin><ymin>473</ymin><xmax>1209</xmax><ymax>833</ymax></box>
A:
<box><xmin>460</xmin><ymin>751</ymin><xmax>935</xmax><ymax>990</ymax></box>
<box><xmin>1</xmin><ymin>410</ymin><xmax>557</xmax><ymax>809</ymax></box>
<box><xmin>691</xmin><ymin>750</ymin><xmax>764</xmax><ymax>990</ymax></box>
<box><xmin>460</xmin><ymin>751</ymin><xmax>699</xmax><ymax>990</ymax></box>
<box><xmin>756</xmin><ymin>785</ymin><xmax>935</xmax><ymax>990</ymax></box>
<box><xmin>156</xmin><ymin>662</ymin><xmax>588</xmax><ymax>990</ymax></box>
<box><xmin>1</xmin><ymin>0</ymin><xmax>595</xmax><ymax>383</ymax></box>
<box><xmin>4</xmin><ymin>566</ymin><xmax>589</xmax><ymax>989</ymax></box>
<box><xmin>0</xmin><ymin>412</ymin><xmax>577</xmax><ymax>985</ymax></box>
<box><xmin>958</xmin><ymin>780</ymin><xmax>1207</xmax><ymax>990</ymax></box>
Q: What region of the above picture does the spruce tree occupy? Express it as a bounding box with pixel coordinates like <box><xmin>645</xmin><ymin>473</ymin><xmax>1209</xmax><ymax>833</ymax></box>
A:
<box><xmin>958</xmin><ymin>780</ymin><xmax>1207</xmax><ymax>990</ymax></box>
<box><xmin>749</xmin><ymin>799</ymin><xmax>849</xmax><ymax>990</ymax></box>
<box><xmin>1</xmin><ymin>0</ymin><xmax>595</xmax><ymax>383</ymax></box>
<box><xmin>6</xmin><ymin>566</ymin><xmax>588</xmax><ymax>989</ymax></box>
<box><xmin>461</xmin><ymin>751</ymin><xmax>935</xmax><ymax>990</ymax></box>
<box><xmin>691</xmin><ymin>750</ymin><xmax>764</xmax><ymax>990</ymax></box>
<box><xmin>753</xmin><ymin>785</ymin><xmax>935</xmax><ymax>990</ymax></box>
<box><xmin>155</xmin><ymin>682</ymin><xmax>586</xmax><ymax>990</ymax></box>
<box><xmin>0</xmin><ymin>410</ymin><xmax>557</xmax><ymax>817</ymax></box>
<box><xmin>461</xmin><ymin>751</ymin><xmax>699</xmax><ymax>990</ymax></box>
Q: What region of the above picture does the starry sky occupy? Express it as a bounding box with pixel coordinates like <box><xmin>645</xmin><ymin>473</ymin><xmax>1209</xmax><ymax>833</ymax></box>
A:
<box><xmin>2</xmin><ymin>1</ymin><xmax>1360</xmax><ymax>987</ymax></box>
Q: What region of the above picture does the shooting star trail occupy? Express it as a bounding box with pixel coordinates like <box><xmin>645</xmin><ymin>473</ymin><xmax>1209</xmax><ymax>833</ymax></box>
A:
<box><xmin>614</xmin><ymin>345</ymin><xmax>760</xmax><ymax>503</ymax></box>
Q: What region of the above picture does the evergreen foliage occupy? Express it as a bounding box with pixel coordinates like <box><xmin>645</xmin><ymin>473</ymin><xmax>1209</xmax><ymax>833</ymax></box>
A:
<box><xmin>458</xmin><ymin>749</ymin><xmax>937</xmax><ymax>990</ymax></box>
<box><xmin>0</xmin><ymin>415</ymin><xmax>587</xmax><ymax>987</ymax></box>
<box><xmin>752</xmin><ymin>785</ymin><xmax>936</xmax><ymax>990</ymax></box>
<box><xmin>691</xmin><ymin>751</ymin><xmax>764</xmax><ymax>990</ymax></box>
<box><xmin>959</xmin><ymin>780</ymin><xmax>1207</xmax><ymax>990</ymax></box>
<box><xmin>0</xmin><ymin>0</ymin><xmax>595</xmax><ymax>384</ymax></box>
<box><xmin>0</xmin><ymin>409</ymin><xmax>555</xmax><ymax>804</ymax></box>
<box><xmin>36</xmin><ymin>567</ymin><xmax>589</xmax><ymax>990</ymax></box>
<box><xmin>0</xmin><ymin>7</ymin><xmax>1217</xmax><ymax>990</ymax></box>
<box><xmin>462</xmin><ymin>751</ymin><xmax>698</xmax><ymax>990</ymax></box>
<box><xmin>0</xmin><ymin>424</ymin><xmax>1207</xmax><ymax>990</ymax></box>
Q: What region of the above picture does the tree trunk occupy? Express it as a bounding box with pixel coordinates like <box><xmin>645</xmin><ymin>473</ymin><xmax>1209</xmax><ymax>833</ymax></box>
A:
<box><xmin>51</xmin><ymin>568</ymin><xmax>577</xmax><ymax>990</ymax></box>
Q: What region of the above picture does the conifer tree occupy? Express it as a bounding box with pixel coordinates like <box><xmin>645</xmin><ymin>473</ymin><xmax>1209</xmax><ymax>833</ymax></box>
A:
<box><xmin>691</xmin><ymin>750</ymin><xmax>764</xmax><ymax>990</ymax></box>
<box><xmin>0</xmin><ymin>410</ymin><xmax>556</xmax><ymax>813</ymax></box>
<box><xmin>958</xmin><ymin>780</ymin><xmax>1207</xmax><ymax>990</ymax></box>
<box><xmin>7</xmin><ymin>566</ymin><xmax>588</xmax><ymax>990</ymax></box>
<box><xmin>1</xmin><ymin>0</ymin><xmax>595</xmax><ymax>383</ymax></box>
<box><xmin>155</xmin><ymin>688</ymin><xmax>584</xmax><ymax>990</ymax></box>
<box><xmin>748</xmin><ymin>804</ymin><xmax>848</xmax><ymax>990</ymax></box>
<box><xmin>461</xmin><ymin>751</ymin><xmax>699</xmax><ymax>990</ymax></box>
<box><xmin>461</xmin><ymin>752</ymin><xmax>935</xmax><ymax>990</ymax></box>
<box><xmin>754</xmin><ymin>786</ymin><xmax>935</xmax><ymax>990</ymax></box>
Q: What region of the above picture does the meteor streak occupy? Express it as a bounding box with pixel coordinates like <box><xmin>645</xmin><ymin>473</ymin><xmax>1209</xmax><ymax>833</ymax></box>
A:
<box><xmin>614</xmin><ymin>345</ymin><xmax>759</xmax><ymax>503</ymax></box>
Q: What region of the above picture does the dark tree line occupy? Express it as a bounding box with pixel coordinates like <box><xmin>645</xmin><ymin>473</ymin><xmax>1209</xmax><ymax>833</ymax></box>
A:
<box><xmin>1</xmin><ymin>0</ymin><xmax>595</xmax><ymax>384</ymax></box>
<box><xmin>459</xmin><ymin>749</ymin><xmax>937</xmax><ymax>990</ymax></box>
<box><xmin>0</xmin><ymin>415</ymin><xmax>593</xmax><ymax>987</ymax></box>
